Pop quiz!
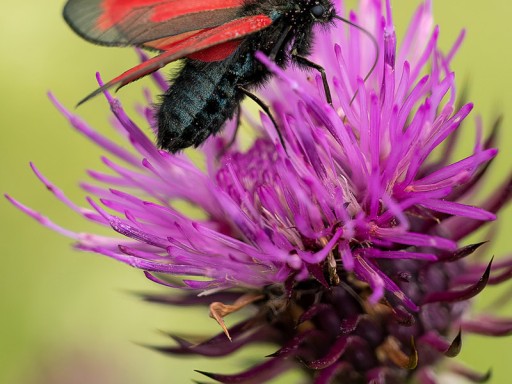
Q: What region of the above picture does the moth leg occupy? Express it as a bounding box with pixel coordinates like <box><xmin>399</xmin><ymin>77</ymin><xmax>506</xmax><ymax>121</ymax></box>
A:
<box><xmin>269</xmin><ymin>25</ymin><xmax>293</xmax><ymax>62</ymax></box>
<box><xmin>217</xmin><ymin>105</ymin><xmax>242</xmax><ymax>158</ymax></box>
<box><xmin>226</xmin><ymin>104</ymin><xmax>242</xmax><ymax>149</ymax></box>
<box><xmin>292</xmin><ymin>54</ymin><xmax>332</xmax><ymax>106</ymax></box>
<box><xmin>237</xmin><ymin>86</ymin><xmax>287</xmax><ymax>152</ymax></box>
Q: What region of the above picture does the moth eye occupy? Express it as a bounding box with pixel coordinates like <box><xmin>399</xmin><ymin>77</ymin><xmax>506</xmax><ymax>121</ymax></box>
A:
<box><xmin>311</xmin><ymin>4</ymin><xmax>325</xmax><ymax>18</ymax></box>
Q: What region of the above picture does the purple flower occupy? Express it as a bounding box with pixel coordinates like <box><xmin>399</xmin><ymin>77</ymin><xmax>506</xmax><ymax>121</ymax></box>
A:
<box><xmin>7</xmin><ymin>0</ymin><xmax>512</xmax><ymax>382</ymax></box>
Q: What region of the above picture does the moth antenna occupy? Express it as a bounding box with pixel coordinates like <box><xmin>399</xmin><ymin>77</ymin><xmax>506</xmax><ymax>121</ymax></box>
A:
<box><xmin>334</xmin><ymin>15</ymin><xmax>380</xmax><ymax>105</ymax></box>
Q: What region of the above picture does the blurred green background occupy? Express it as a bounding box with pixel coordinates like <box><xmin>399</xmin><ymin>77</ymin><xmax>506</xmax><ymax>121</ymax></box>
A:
<box><xmin>1</xmin><ymin>1</ymin><xmax>511</xmax><ymax>383</ymax></box>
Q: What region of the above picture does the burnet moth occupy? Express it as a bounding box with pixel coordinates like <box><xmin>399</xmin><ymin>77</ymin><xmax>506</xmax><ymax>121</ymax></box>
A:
<box><xmin>64</xmin><ymin>0</ymin><xmax>375</xmax><ymax>153</ymax></box>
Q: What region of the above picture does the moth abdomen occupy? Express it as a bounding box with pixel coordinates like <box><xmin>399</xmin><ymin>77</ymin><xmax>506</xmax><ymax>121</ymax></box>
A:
<box><xmin>157</xmin><ymin>55</ymin><xmax>250</xmax><ymax>153</ymax></box>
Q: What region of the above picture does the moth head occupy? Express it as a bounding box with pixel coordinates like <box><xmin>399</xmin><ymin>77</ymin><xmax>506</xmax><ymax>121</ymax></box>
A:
<box><xmin>290</xmin><ymin>0</ymin><xmax>336</xmax><ymax>56</ymax></box>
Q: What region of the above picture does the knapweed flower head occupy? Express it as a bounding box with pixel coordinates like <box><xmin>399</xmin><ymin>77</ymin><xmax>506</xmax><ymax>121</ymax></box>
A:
<box><xmin>8</xmin><ymin>0</ymin><xmax>512</xmax><ymax>382</ymax></box>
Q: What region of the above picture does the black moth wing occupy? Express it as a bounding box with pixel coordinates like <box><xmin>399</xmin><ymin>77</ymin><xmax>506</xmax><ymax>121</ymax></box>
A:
<box><xmin>63</xmin><ymin>0</ymin><xmax>244</xmax><ymax>47</ymax></box>
<box><xmin>76</xmin><ymin>15</ymin><xmax>274</xmax><ymax>104</ymax></box>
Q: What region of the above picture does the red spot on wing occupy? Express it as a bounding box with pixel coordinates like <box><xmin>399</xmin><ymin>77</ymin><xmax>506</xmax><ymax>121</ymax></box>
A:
<box><xmin>145</xmin><ymin>31</ymin><xmax>203</xmax><ymax>51</ymax></box>
<box><xmin>186</xmin><ymin>40</ymin><xmax>241</xmax><ymax>61</ymax></box>
<box><xmin>151</xmin><ymin>0</ymin><xmax>243</xmax><ymax>22</ymax></box>
<box><xmin>146</xmin><ymin>31</ymin><xmax>242</xmax><ymax>61</ymax></box>
<box><xmin>97</xmin><ymin>0</ymin><xmax>244</xmax><ymax>31</ymax></box>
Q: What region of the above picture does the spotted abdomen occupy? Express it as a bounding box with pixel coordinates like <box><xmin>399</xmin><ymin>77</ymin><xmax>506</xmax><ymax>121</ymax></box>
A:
<box><xmin>157</xmin><ymin>53</ymin><xmax>256</xmax><ymax>153</ymax></box>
